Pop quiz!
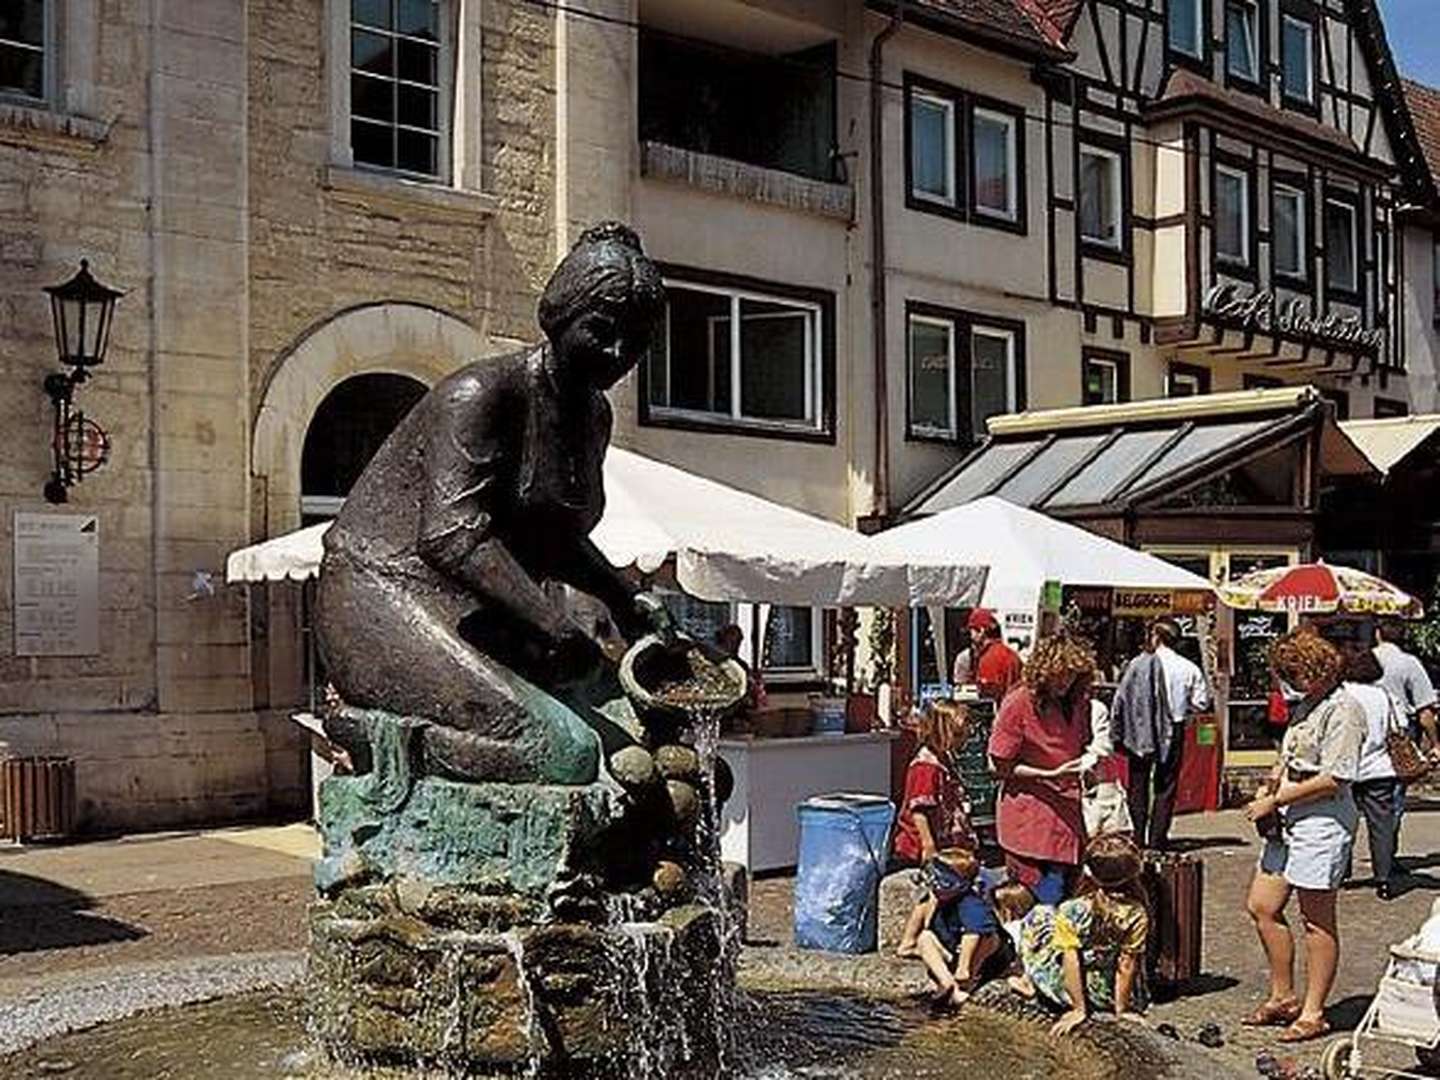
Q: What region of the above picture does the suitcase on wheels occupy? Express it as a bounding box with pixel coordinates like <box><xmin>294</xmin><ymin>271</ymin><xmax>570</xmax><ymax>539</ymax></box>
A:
<box><xmin>1143</xmin><ymin>852</ymin><xmax>1203</xmax><ymax>992</ymax></box>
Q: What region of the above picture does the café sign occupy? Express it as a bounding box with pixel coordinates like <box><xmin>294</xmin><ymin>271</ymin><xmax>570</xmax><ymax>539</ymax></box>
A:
<box><xmin>1202</xmin><ymin>284</ymin><xmax>1384</xmax><ymax>354</ymax></box>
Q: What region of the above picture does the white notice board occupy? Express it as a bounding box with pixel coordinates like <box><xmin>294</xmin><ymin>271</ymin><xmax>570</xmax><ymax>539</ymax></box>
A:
<box><xmin>14</xmin><ymin>512</ymin><xmax>100</xmax><ymax>656</ymax></box>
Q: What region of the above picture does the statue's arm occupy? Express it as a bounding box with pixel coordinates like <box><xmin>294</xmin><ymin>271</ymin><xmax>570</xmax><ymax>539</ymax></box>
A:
<box><xmin>416</xmin><ymin>387</ymin><xmax>569</xmax><ymax>644</ymax></box>
<box><xmin>556</xmin><ymin>535</ymin><xmax>643</xmax><ymax>638</ymax></box>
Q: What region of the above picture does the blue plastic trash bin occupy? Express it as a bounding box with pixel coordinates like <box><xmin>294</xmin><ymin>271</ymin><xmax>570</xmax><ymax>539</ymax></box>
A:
<box><xmin>793</xmin><ymin>793</ymin><xmax>895</xmax><ymax>954</ymax></box>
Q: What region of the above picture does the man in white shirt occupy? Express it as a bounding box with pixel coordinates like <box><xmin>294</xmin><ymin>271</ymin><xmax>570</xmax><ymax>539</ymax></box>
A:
<box><xmin>1145</xmin><ymin>618</ymin><xmax>1210</xmax><ymax>849</ymax></box>
<box><xmin>1374</xmin><ymin>621</ymin><xmax>1439</xmax><ymax>752</ymax></box>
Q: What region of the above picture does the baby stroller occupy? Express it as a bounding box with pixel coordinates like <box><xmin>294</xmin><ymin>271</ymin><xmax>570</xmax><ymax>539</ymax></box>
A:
<box><xmin>1322</xmin><ymin>942</ymin><xmax>1440</xmax><ymax>1079</ymax></box>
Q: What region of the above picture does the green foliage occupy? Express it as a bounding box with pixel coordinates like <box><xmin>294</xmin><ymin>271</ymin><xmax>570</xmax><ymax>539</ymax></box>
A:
<box><xmin>1409</xmin><ymin>579</ymin><xmax>1440</xmax><ymax>670</ymax></box>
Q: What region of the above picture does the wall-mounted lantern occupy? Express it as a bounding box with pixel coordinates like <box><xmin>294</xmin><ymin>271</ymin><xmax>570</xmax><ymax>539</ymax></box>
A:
<box><xmin>42</xmin><ymin>260</ymin><xmax>121</xmax><ymax>504</ymax></box>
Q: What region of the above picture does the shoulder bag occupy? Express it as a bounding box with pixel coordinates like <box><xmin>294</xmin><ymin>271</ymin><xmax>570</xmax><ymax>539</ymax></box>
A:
<box><xmin>1385</xmin><ymin>694</ymin><xmax>1432</xmax><ymax>784</ymax></box>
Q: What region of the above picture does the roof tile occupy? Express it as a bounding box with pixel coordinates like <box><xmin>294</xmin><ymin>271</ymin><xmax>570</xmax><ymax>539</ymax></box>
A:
<box><xmin>1402</xmin><ymin>78</ymin><xmax>1440</xmax><ymax>184</ymax></box>
<box><xmin>908</xmin><ymin>0</ymin><xmax>1064</xmax><ymax>52</ymax></box>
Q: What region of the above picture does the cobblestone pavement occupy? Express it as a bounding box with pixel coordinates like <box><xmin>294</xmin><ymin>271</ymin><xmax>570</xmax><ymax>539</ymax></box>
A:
<box><xmin>5</xmin><ymin>809</ymin><xmax>1440</xmax><ymax>1077</ymax></box>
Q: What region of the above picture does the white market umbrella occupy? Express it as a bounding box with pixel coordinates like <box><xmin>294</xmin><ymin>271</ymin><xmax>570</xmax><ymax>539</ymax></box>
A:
<box><xmin>227</xmin><ymin>448</ymin><xmax>987</xmax><ymax>607</ymax></box>
<box><xmin>874</xmin><ymin>496</ymin><xmax>1211</xmax><ymax>612</ymax></box>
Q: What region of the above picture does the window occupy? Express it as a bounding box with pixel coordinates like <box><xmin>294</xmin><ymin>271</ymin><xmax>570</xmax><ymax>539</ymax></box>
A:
<box><xmin>1168</xmin><ymin>0</ymin><xmax>1204</xmax><ymax>58</ymax></box>
<box><xmin>647</xmin><ymin>277</ymin><xmax>828</xmax><ymax>436</ymax></box>
<box><xmin>1083</xmin><ymin>351</ymin><xmax>1130</xmax><ymax>405</ymax></box>
<box><xmin>909</xmin><ymin>314</ymin><xmax>956</xmax><ymax>438</ymax></box>
<box><xmin>763</xmin><ymin>606</ymin><xmax>822</xmax><ymax>676</ymax></box>
<box><xmin>349</xmin><ymin>0</ymin><xmax>445</xmax><ymax>178</ymax></box>
<box><xmin>0</xmin><ymin>1</ymin><xmax>45</xmax><ymax>101</ymax></box>
<box><xmin>1273</xmin><ymin>183</ymin><xmax>1306</xmax><ymax>280</ymax></box>
<box><xmin>906</xmin><ymin>306</ymin><xmax>1023</xmax><ymax>442</ymax></box>
<box><xmin>1215</xmin><ymin>165</ymin><xmax>1250</xmax><ymax>266</ymax></box>
<box><xmin>1325</xmin><ymin>196</ymin><xmax>1359</xmax><ymax>295</ymax></box>
<box><xmin>1281</xmin><ymin>13</ymin><xmax>1315</xmax><ymax>103</ymax></box>
<box><xmin>910</xmin><ymin>90</ymin><xmax>956</xmax><ymax>206</ymax></box>
<box><xmin>905</xmin><ymin>78</ymin><xmax>1025</xmax><ymax>230</ymax></box>
<box><xmin>1242</xmin><ymin>373</ymin><xmax>1284</xmax><ymax>389</ymax></box>
<box><xmin>1226</xmin><ymin>0</ymin><xmax>1260</xmax><ymax>82</ymax></box>
<box><xmin>1320</xmin><ymin>388</ymin><xmax>1350</xmax><ymax>420</ymax></box>
<box><xmin>1432</xmin><ymin>240</ymin><xmax>1440</xmax><ymax>327</ymax></box>
<box><xmin>1079</xmin><ymin>145</ymin><xmax>1123</xmax><ymax>249</ymax></box>
<box><xmin>972</xmin><ymin>108</ymin><xmax>1018</xmax><ymax>222</ymax></box>
<box><xmin>1168</xmin><ymin>362</ymin><xmax>1211</xmax><ymax>397</ymax></box>
<box><xmin>1374</xmin><ymin>397</ymin><xmax>1409</xmax><ymax>419</ymax></box>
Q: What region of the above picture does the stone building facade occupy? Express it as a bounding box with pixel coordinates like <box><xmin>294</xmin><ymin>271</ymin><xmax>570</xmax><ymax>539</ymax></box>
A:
<box><xmin>1</xmin><ymin>0</ymin><xmax>559</xmax><ymax>830</ymax></box>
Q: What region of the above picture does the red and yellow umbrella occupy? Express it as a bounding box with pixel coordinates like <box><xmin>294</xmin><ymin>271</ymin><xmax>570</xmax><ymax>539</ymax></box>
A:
<box><xmin>1218</xmin><ymin>561</ymin><xmax>1424</xmax><ymax>619</ymax></box>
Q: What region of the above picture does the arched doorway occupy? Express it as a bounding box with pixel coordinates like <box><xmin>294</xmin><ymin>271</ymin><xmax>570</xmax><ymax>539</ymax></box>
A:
<box><xmin>300</xmin><ymin>373</ymin><xmax>427</xmax><ymax>523</ymax></box>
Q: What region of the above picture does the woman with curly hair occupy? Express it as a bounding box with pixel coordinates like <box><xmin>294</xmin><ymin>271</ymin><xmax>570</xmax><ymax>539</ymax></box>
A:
<box><xmin>988</xmin><ymin>633</ymin><xmax>1095</xmax><ymax>901</ymax></box>
<box><xmin>1241</xmin><ymin>628</ymin><xmax>1367</xmax><ymax>1043</ymax></box>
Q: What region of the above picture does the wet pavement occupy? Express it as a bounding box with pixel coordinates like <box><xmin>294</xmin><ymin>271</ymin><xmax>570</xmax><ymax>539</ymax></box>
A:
<box><xmin>4</xmin><ymin>806</ymin><xmax>1440</xmax><ymax>1077</ymax></box>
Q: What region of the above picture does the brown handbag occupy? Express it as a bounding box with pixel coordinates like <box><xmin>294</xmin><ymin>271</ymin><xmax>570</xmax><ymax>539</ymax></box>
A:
<box><xmin>1386</xmin><ymin>692</ymin><xmax>1433</xmax><ymax>783</ymax></box>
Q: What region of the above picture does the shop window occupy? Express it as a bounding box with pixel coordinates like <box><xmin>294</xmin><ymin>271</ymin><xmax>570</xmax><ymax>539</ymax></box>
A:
<box><xmin>1158</xmin><ymin>441</ymin><xmax>1299</xmax><ymax>509</ymax></box>
<box><xmin>1083</xmin><ymin>349</ymin><xmax>1130</xmax><ymax>405</ymax></box>
<box><xmin>763</xmin><ymin>605</ymin><xmax>821</xmax><ymax>677</ymax></box>
<box><xmin>1226</xmin><ymin>0</ymin><xmax>1260</xmax><ymax>83</ymax></box>
<box><xmin>0</xmin><ymin>0</ymin><xmax>44</xmax><ymax>101</ymax></box>
<box><xmin>640</xmin><ymin>31</ymin><xmax>838</xmax><ymax>184</ymax></box>
<box><xmin>1167</xmin><ymin>362</ymin><xmax>1210</xmax><ymax>397</ymax></box>
<box><xmin>1168</xmin><ymin>0</ymin><xmax>1204</xmax><ymax>58</ymax></box>
<box><xmin>1079</xmin><ymin>145</ymin><xmax>1123</xmax><ymax>250</ymax></box>
<box><xmin>906</xmin><ymin>304</ymin><xmax>1023</xmax><ymax>444</ymax></box>
<box><xmin>659</xmin><ymin>591</ymin><xmax>733</xmax><ymax>648</ymax></box>
<box><xmin>646</xmin><ymin>276</ymin><xmax>829</xmax><ymax>437</ymax></box>
<box><xmin>909</xmin><ymin>88</ymin><xmax>957</xmax><ymax>207</ymax></box>
<box><xmin>1325</xmin><ymin>195</ymin><xmax>1359</xmax><ymax>296</ymax></box>
<box><xmin>347</xmin><ymin>0</ymin><xmax>447</xmax><ymax>179</ymax></box>
<box><xmin>1273</xmin><ymin>183</ymin><xmax>1307</xmax><ymax>280</ymax></box>
<box><xmin>1215</xmin><ymin>164</ymin><xmax>1250</xmax><ymax>268</ymax></box>
<box><xmin>1281</xmin><ymin>11</ymin><xmax>1315</xmax><ymax>104</ymax></box>
<box><xmin>905</xmin><ymin>77</ymin><xmax>1024</xmax><ymax>231</ymax></box>
<box><xmin>1374</xmin><ymin>397</ymin><xmax>1409</xmax><ymax>418</ymax></box>
<box><xmin>300</xmin><ymin>373</ymin><xmax>428</xmax><ymax>523</ymax></box>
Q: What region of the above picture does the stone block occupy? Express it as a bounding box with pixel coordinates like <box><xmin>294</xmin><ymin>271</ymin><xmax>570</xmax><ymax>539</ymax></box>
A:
<box><xmin>879</xmin><ymin>868</ymin><xmax>918</xmax><ymax>953</ymax></box>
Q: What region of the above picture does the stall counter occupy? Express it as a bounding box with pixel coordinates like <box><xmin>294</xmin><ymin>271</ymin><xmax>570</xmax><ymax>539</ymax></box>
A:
<box><xmin>717</xmin><ymin>731</ymin><xmax>899</xmax><ymax>874</ymax></box>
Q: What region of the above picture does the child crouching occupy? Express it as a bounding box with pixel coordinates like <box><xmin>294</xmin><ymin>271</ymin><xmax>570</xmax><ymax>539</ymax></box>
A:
<box><xmin>1013</xmin><ymin>834</ymin><xmax>1150</xmax><ymax>1036</ymax></box>
<box><xmin>914</xmin><ymin>848</ymin><xmax>1002</xmax><ymax>1008</ymax></box>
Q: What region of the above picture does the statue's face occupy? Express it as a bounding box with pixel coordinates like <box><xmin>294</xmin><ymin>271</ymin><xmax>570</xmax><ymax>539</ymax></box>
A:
<box><xmin>557</xmin><ymin>307</ymin><xmax>656</xmax><ymax>391</ymax></box>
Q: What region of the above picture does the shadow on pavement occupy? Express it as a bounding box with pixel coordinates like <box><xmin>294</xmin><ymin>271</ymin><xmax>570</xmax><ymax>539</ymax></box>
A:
<box><xmin>1167</xmin><ymin>836</ymin><xmax>1251</xmax><ymax>853</ymax></box>
<box><xmin>1154</xmin><ymin>973</ymin><xmax>1242</xmax><ymax>1003</ymax></box>
<box><xmin>0</xmin><ymin>869</ymin><xmax>146</xmax><ymax>956</ymax></box>
<box><xmin>1325</xmin><ymin>993</ymin><xmax>1374</xmax><ymax>1033</ymax></box>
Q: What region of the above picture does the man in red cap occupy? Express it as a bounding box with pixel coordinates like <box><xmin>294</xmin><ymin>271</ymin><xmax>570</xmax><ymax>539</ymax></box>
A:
<box><xmin>965</xmin><ymin>608</ymin><xmax>1023</xmax><ymax>701</ymax></box>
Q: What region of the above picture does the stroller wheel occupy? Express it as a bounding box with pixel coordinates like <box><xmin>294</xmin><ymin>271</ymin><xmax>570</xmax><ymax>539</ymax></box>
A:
<box><xmin>1320</xmin><ymin>1036</ymin><xmax>1353</xmax><ymax>1080</ymax></box>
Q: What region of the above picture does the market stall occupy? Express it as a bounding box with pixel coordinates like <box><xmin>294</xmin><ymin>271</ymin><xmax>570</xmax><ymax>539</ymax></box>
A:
<box><xmin>227</xmin><ymin>447</ymin><xmax>990</xmax><ymax>865</ymax></box>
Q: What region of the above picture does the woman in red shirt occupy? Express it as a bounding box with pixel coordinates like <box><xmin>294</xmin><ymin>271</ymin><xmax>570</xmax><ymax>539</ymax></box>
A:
<box><xmin>988</xmin><ymin>634</ymin><xmax>1094</xmax><ymax>895</ymax></box>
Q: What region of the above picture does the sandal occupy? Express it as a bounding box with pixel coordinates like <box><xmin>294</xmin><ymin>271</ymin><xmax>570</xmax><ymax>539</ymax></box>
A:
<box><xmin>1241</xmin><ymin>998</ymin><xmax>1302</xmax><ymax>1027</ymax></box>
<box><xmin>1276</xmin><ymin>1017</ymin><xmax>1330</xmax><ymax>1044</ymax></box>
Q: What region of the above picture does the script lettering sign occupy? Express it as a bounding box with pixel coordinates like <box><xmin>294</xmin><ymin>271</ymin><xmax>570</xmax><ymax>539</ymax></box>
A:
<box><xmin>1202</xmin><ymin>284</ymin><xmax>1384</xmax><ymax>354</ymax></box>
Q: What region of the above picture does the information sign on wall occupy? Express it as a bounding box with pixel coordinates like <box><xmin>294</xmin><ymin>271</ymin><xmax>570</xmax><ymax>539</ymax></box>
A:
<box><xmin>13</xmin><ymin>512</ymin><xmax>100</xmax><ymax>657</ymax></box>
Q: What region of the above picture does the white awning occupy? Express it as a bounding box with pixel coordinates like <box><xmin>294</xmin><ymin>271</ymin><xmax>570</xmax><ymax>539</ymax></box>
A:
<box><xmin>875</xmin><ymin>496</ymin><xmax>1212</xmax><ymax>612</ymax></box>
<box><xmin>226</xmin><ymin>448</ymin><xmax>987</xmax><ymax>607</ymax></box>
<box><xmin>1340</xmin><ymin>414</ymin><xmax>1440</xmax><ymax>475</ymax></box>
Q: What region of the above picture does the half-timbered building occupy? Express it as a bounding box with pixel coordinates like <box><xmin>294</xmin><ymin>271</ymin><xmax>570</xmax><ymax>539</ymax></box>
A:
<box><xmin>1034</xmin><ymin>0</ymin><xmax>1434</xmax><ymax>416</ymax></box>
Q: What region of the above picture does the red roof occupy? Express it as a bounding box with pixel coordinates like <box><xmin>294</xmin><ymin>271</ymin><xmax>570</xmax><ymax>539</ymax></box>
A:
<box><xmin>1402</xmin><ymin>78</ymin><xmax>1440</xmax><ymax>185</ymax></box>
<box><xmin>903</xmin><ymin>0</ymin><xmax>1070</xmax><ymax>56</ymax></box>
<box><xmin>1022</xmin><ymin>0</ymin><xmax>1084</xmax><ymax>38</ymax></box>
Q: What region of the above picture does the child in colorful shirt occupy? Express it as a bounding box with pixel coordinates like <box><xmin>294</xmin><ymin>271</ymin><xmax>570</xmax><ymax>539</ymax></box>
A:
<box><xmin>1013</xmin><ymin>834</ymin><xmax>1150</xmax><ymax>1035</ymax></box>
<box><xmin>914</xmin><ymin>848</ymin><xmax>1002</xmax><ymax>1007</ymax></box>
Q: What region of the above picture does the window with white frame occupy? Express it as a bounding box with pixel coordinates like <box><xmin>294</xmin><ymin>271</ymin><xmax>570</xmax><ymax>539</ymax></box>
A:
<box><xmin>657</xmin><ymin>591</ymin><xmax>824</xmax><ymax>680</ymax></box>
<box><xmin>1226</xmin><ymin>0</ymin><xmax>1259</xmax><ymax>82</ymax></box>
<box><xmin>647</xmin><ymin>279</ymin><xmax>825</xmax><ymax>433</ymax></box>
<box><xmin>1273</xmin><ymin>183</ymin><xmax>1306</xmax><ymax>279</ymax></box>
<box><xmin>1168</xmin><ymin>0</ymin><xmax>1204</xmax><ymax>58</ymax></box>
<box><xmin>762</xmin><ymin>605</ymin><xmax>822</xmax><ymax>677</ymax></box>
<box><xmin>972</xmin><ymin>107</ymin><xmax>1018</xmax><ymax>222</ymax></box>
<box><xmin>1215</xmin><ymin>164</ymin><xmax>1250</xmax><ymax>266</ymax></box>
<box><xmin>1281</xmin><ymin>13</ymin><xmax>1314</xmax><ymax>103</ymax></box>
<box><xmin>348</xmin><ymin>0</ymin><xmax>446</xmax><ymax>178</ymax></box>
<box><xmin>0</xmin><ymin>1</ymin><xmax>45</xmax><ymax>101</ymax></box>
<box><xmin>1079</xmin><ymin>145</ymin><xmax>1123</xmax><ymax>249</ymax></box>
<box><xmin>1083</xmin><ymin>352</ymin><xmax>1128</xmax><ymax>405</ymax></box>
<box><xmin>908</xmin><ymin>314</ymin><xmax>956</xmax><ymax>438</ymax></box>
<box><xmin>1325</xmin><ymin>196</ymin><xmax>1358</xmax><ymax>294</ymax></box>
<box><xmin>1168</xmin><ymin>365</ymin><xmax>1209</xmax><ymax>397</ymax></box>
<box><xmin>906</xmin><ymin>308</ymin><xmax>1021</xmax><ymax>442</ymax></box>
<box><xmin>910</xmin><ymin>89</ymin><xmax>956</xmax><ymax>207</ymax></box>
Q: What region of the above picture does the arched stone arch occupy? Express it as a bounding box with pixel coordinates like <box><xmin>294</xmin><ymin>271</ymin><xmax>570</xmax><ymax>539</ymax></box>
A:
<box><xmin>252</xmin><ymin>301</ymin><xmax>512</xmax><ymax>535</ymax></box>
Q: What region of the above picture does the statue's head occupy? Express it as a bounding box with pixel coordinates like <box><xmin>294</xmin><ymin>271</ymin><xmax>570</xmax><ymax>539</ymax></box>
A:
<box><xmin>538</xmin><ymin>222</ymin><xmax>666</xmax><ymax>391</ymax></box>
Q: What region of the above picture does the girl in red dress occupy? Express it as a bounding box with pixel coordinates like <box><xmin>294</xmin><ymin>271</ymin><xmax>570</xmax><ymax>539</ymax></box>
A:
<box><xmin>894</xmin><ymin>701</ymin><xmax>979</xmax><ymax>956</ymax></box>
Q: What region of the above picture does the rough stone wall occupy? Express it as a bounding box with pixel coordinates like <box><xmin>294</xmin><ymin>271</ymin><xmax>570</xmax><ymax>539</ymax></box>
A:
<box><xmin>246</xmin><ymin>0</ymin><xmax>555</xmax><ymax>418</ymax></box>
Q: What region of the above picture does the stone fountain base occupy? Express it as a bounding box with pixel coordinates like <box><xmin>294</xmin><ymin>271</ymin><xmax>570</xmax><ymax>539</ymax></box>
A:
<box><xmin>310</xmin><ymin>889</ymin><xmax>728</xmax><ymax>1077</ymax></box>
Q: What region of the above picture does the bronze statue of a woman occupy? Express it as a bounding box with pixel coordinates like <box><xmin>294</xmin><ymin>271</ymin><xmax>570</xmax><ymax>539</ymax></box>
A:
<box><xmin>315</xmin><ymin>222</ymin><xmax>674</xmax><ymax>787</ymax></box>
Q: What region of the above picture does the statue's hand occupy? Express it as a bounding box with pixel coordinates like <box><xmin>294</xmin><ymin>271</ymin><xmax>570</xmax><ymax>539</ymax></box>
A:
<box><xmin>633</xmin><ymin>592</ymin><xmax>678</xmax><ymax>646</ymax></box>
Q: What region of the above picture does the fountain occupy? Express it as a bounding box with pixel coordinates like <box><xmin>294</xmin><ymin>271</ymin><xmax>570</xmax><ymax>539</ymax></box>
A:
<box><xmin>305</xmin><ymin>222</ymin><xmax>745</xmax><ymax>1078</ymax></box>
